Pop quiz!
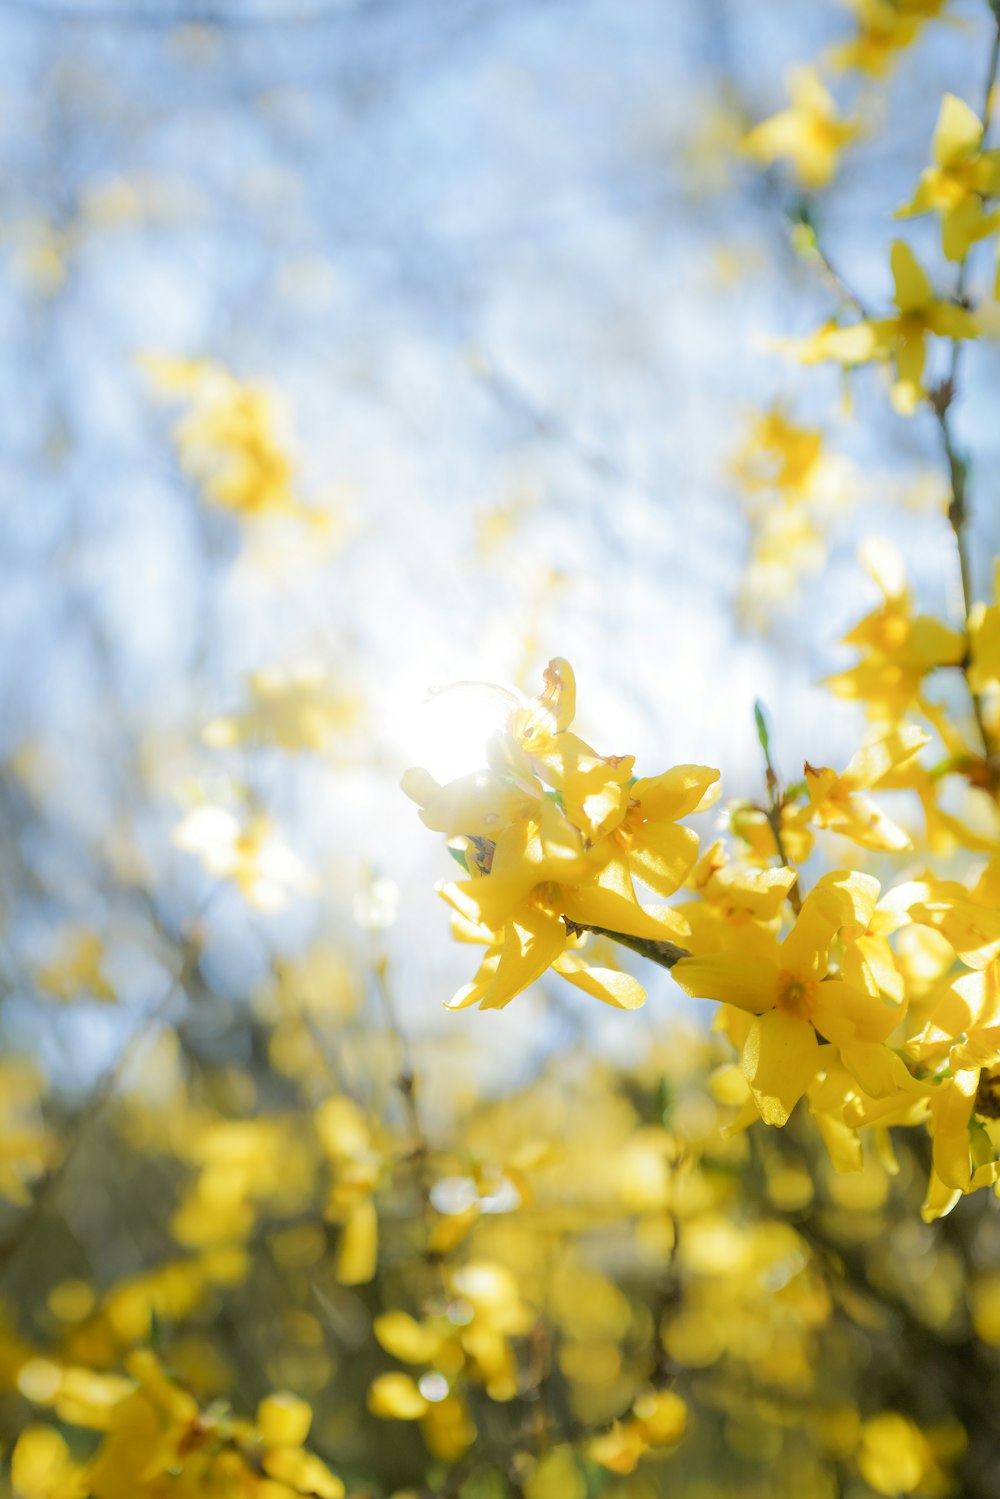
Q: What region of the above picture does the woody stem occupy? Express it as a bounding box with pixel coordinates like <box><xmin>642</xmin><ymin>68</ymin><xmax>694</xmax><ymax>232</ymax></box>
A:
<box><xmin>932</xmin><ymin>8</ymin><xmax>1000</xmax><ymax>784</ymax></box>
<box><xmin>563</xmin><ymin>919</ymin><xmax>690</xmax><ymax>970</ymax></box>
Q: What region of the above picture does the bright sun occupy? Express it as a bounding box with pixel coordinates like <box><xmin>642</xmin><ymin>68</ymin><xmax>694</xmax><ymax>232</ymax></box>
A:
<box><xmin>403</xmin><ymin>674</ymin><xmax>522</xmax><ymax>785</ymax></box>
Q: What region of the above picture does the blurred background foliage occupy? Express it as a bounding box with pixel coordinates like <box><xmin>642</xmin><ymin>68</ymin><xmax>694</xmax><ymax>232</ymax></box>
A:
<box><xmin>5</xmin><ymin>0</ymin><xmax>1000</xmax><ymax>1496</ymax></box>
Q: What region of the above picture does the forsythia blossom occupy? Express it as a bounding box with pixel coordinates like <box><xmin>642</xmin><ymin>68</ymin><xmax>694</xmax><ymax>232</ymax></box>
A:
<box><xmin>403</xmin><ymin>659</ymin><xmax>718</xmax><ymax>1011</ymax></box>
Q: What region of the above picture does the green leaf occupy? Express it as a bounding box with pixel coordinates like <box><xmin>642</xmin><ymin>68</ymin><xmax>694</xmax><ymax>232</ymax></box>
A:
<box><xmin>448</xmin><ymin>845</ymin><xmax>470</xmax><ymax>874</ymax></box>
<box><xmin>753</xmin><ymin>700</ymin><xmax>771</xmax><ymax>756</ymax></box>
<box><xmin>786</xmin><ymin>196</ymin><xmax>817</xmax><ymax>231</ymax></box>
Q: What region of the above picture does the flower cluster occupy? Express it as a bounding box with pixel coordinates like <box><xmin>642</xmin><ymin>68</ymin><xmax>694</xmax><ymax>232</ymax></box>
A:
<box><xmin>403</xmin><ymin>659</ymin><xmax>718</xmax><ymax>1011</ymax></box>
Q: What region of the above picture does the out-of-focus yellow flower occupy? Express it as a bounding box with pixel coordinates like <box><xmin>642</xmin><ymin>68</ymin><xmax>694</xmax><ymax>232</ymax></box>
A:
<box><xmin>829</xmin><ymin>0</ymin><xmax>944</xmax><ymax>78</ymax></box>
<box><xmin>421</xmin><ymin>1393</ymin><xmax>477</xmax><ymax>1462</ymax></box>
<box><xmin>731</xmin><ymin>407</ymin><xmax>825</xmax><ymax>498</ymax></box>
<box><xmin>742</xmin><ymin>67</ymin><xmax>858</xmax><ymax>188</ymax></box>
<box><xmin>897</xmin><ymin>93</ymin><xmax>1000</xmax><ymax>261</ymax></box>
<box><xmin>142</xmin><ymin>356</ymin><xmax>331</xmax><ymax>526</ymax></box>
<box><xmin>315</xmin><ymin>1097</ymin><xmax>382</xmax><ymax>1286</ymax></box>
<box><xmin>524</xmin><ymin>1444</ymin><xmax>586</xmax><ymax>1499</ymax></box>
<box><xmin>804</xmin><ymin>725</ymin><xmax>927</xmax><ymax>851</ymax></box>
<box><xmin>23</xmin><ymin>1348</ymin><xmax>347</xmax><ymax>1499</ymax></box>
<box><xmin>0</xmin><ymin>1063</ymin><xmax>54</xmax><ymax>1206</ymax></box>
<box><xmin>203</xmin><ymin>664</ymin><xmax>363</xmax><ymax>755</ymax></box>
<box><xmin>374</xmin><ymin>1311</ymin><xmax>444</xmax><ymax>1365</ymax></box>
<box><xmin>9</xmin><ymin>218</ymin><xmax>68</xmax><ymax>296</ymax></box>
<box><xmin>169</xmin><ymin>1116</ymin><xmax>313</xmax><ymax>1253</ymax></box>
<box><xmin>255</xmin><ymin>944</ymin><xmax>362</xmax><ymax>1083</ymax></box>
<box><xmin>784</xmin><ymin>241</ymin><xmax>979</xmax><ymax>413</ymax></box>
<box><xmin>825</xmin><ymin>538</ymin><xmax>965</xmax><ymax>721</ymax></box>
<box><xmin>368</xmin><ymin>1371</ymin><xmax>428</xmax><ymax>1420</ymax></box>
<box><xmin>738</xmin><ymin>508</ymin><xmax>827</xmax><ymax>625</ymax></box>
<box><xmin>728</xmin><ymin>798</ymin><xmax>813</xmax><ymax>869</ymax></box>
<box><xmin>856</xmin><ymin>1410</ymin><xmax>951</xmax><ymax>1494</ymax></box>
<box><xmin>675</xmin><ymin>92</ymin><xmax>747</xmax><ymax>199</ymax></box>
<box><xmin>173</xmin><ymin>804</ymin><xmax>316</xmax><ymax>911</ymax></box>
<box><xmin>34</xmin><ymin>929</ymin><xmax>115</xmax><ymax>1003</ymax></box>
<box><xmin>11</xmin><ymin>1425</ymin><xmax>87</xmax><ymax>1499</ymax></box>
<box><xmin>729</xmin><ymin>407</ymin><xmax>860</xmax><ymax>625</ymax></box>
<box><xmin>589</xmin><ymin>1389</ymin><xmax>688</xmax><ymax>1473</ymax></box>
<box><xmin>256</xmin><ymin>1390</ymin><xmax>312</xmax><ymax>1448</ymax></box>
<box><xmin>886</xmin><ymin>864</ymin><xmax>1000</xmax><ymax>971</ymax></box>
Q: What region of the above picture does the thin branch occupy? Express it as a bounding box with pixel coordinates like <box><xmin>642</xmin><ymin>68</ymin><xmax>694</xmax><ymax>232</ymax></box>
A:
<box><xmin>372</xmin><ymin>953</ymin><xmax>448</xmax><ymax>1289</ymax></box>
<box><xmin>754</xmin><ymin>702</ymin><xmax>803</xmax><ymax>913</ymax></box>
<box><xmin>0</xmin><ymin>968</ymin><xmax>186</xmax><ymax>1282</ymax></box>
<box><xmin>805</xmin><ymin>233</ymin><xmax>871</xmax><ymax>321</ymax></box>
<box><xmin>930</xmin><ymin>7</ymin><xmax>1000</xmax><ymax>784</ymax></box>
<box><xmin>563</xmin><ymin>920</ymin><xmax>689</xmax><ymax>970</ymax></box>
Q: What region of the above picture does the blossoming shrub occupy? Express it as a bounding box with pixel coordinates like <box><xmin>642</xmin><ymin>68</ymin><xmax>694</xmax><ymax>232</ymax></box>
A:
<box><xmin>8</xmin><ymin>3</ymin><xmax>1000</xmax><ymax>1498</ymax></box>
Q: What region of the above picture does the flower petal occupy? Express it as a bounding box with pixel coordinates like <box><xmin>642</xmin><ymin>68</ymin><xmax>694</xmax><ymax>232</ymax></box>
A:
<box><xmin>812</xmin><ymin>978</ymin><xmax>899</xmax><ymax>1047</ymax></box>
<box><xmin>631</xmin><ymin>765</ymin><xmax>720</xmax><ymax>821</ymax></box>
<box><xmin>554</xmin><ymin>952</ymin><xmax>646</xmax><ymax>1010</ymax></box>
<box><xmin>560</xmin><ymin>883</ymin><xmax>687</xmax><ymax>943</ymax></box>
<box><xmin>741</xmin><ymin>1009</ymin><xmax>819</xmax><ymax>1126</ymax></box>
<box><xmin>932</xmin><ymin>93</ymin><xmax>982</xmax><ymax>168</ymax></box>
<box><xmin>479</xmin><ymin>906</ymin><xmax>568</xmax><ymax>1010</ymax></box>
<box><xmin>629</xmin><ymin>822</ymin><xmax>700</xmax><ymax>899</ymax></box>
<box><xmin>671</xmin><ymin>952</ymin><xmax>777</xmax><ymax>1013</ymax></box>
<box><xmin>891</xmin><ymin>241</ymin><xmax>932</xmax><ymax>312</ymax></box>
<box><xmin>781</xmin><ymin>870</ymin><xmax>880</xmax><ymax>978</ymax></box>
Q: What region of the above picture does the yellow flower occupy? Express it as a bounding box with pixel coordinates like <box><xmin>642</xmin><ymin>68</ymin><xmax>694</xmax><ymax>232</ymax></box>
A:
<box><xmin>676</xmin><ymin>840</ymin><xmax>797</xmax><ymax>961</ymax></box>
<box><xmin>404</xmin><ymin>659</ymin><xmax>714</xmax><ymax>1011</ymax></box>
<box><xmin>737</xmin><ymin>508</ymin><xmax>827</xmax><ymax>622</ymax></box>
<box><xmin>729</xmin><ymin>797</ymin><xmax>814</xmax><ymax>868</ymax></box>
<box><xmin>884</xmin><ymin>864</ymin><xmax>1000</xmax><ymax>970</ymax></box>
<box><xmin>142</xmin><ymin>356</ymin><xmax>330</xmax><ymax>526</ymax></box>
<box><xmin>730</xmin><ymin>407</ymin><xmax>825</xmax><ymax>498</ymax></box>
<box><xmin>910</xmin><ymin>961</ymin><xmax>1000</xmax><ymax>1071</ymax></box>
<box><xmin>897</xmin><ymin>93</ymin><xmax>1000</xmax><ymax>261</ymax></box>
<box><xmin>34</xmin><ymin>929</ymin><xmax>115</xmax><ymax>1004</ymax></box>
<box><xmin>672</xmin><ymin>872</ymin><xmax>898</xmax><ymax>1125</ymax></box>
<box><xmin>203</xmin><ymin>664</ymin><xmax>362</xmax><ymax>755</ymax></box>
<box><xmin>172</xmin><ymin>804</ymin><xmax>316</xmax><ymax>911</ymax></box>
<box><xmin>11</xmin><ymin>1426</ymin><xmax>87</xmax><ymax>1499</ymax></box>
<box><xmin>807</xmin><ymin>1046</ymin><xmax>931</xmax><ymax>1174</ymax></box>
<box><xmin>316</xmin><ymin>1097</ymin><xmax>382</xmax><ymax>1285</ymax></box>
<box><xmin>728</xmin><ymin>408</ymin><xmax>855</xmax><ymax>622</ymax></box>
<box><xmin>829</xmin><ymin>0</ymin><xmax>936</xmax><ymax>78</ymax></box>
<box><xmin>857</xmin><ymin>1411</ymin><xmax>944</xmax><ymax>1494</ymax></box>
<box><xmin>742</xmin><ymin>66</ymin><xmax>858</xmax><ymax>188</ymax></box>
<box><xmin>588</xmin><ymin>1389</ymin><xmax>687</xmax><ymax>1473</ymax></box>
<box><xmin>892</xmin><ymin>962</ymin><xmax>1000</xmax><ymax>1216</ymax></box>
<box><xmin>786</xmin><ymin>241</ymin><xmax>979</xmax><ymax>413</ymax></box>
<box><xmin>804</xmin><ymin>724</ymin><xmax>928</xmax><ymax>851</ymax></box>
<box><xmin>368</xmin><ymin>1371</ymin><xmax>429</xmax><ymax>1420</ymax></box>
<box><xmin>825</xmin><ymin>538</ymin><xmax>965</xmax><ymax>721</ymax></box>
<box><xmin>256</xmin><ymin>1391</ymin><xmax>312</xmax><ymax>1448</ymax></box>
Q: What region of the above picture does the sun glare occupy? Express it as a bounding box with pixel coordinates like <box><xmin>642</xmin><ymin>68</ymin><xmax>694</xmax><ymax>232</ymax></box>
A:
<box><xmin>403</xmin><ymin>674</ymin><xmax>522</xmax><ymax>785</ymax></box>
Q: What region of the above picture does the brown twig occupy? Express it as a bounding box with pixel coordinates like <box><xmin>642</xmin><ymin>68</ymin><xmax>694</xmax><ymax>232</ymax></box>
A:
<box><xmin>372</xmin><ymin>953</ymin><xmax>448</xmax><ymax>1290</ymax></box>
<box><xmin>0</xmin><ymin>966</ymin><xmax>187</xmax><ymax>1283</ymax></box>
<box><xmin>562</xmin><ymin>919</ymin><xmax>690</xmax><ymax>970</ymax></box>
<box><xmin>930</xmin><ymin>8</ymin><xmax>1000</xmax><ymax>786</ymax></box>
